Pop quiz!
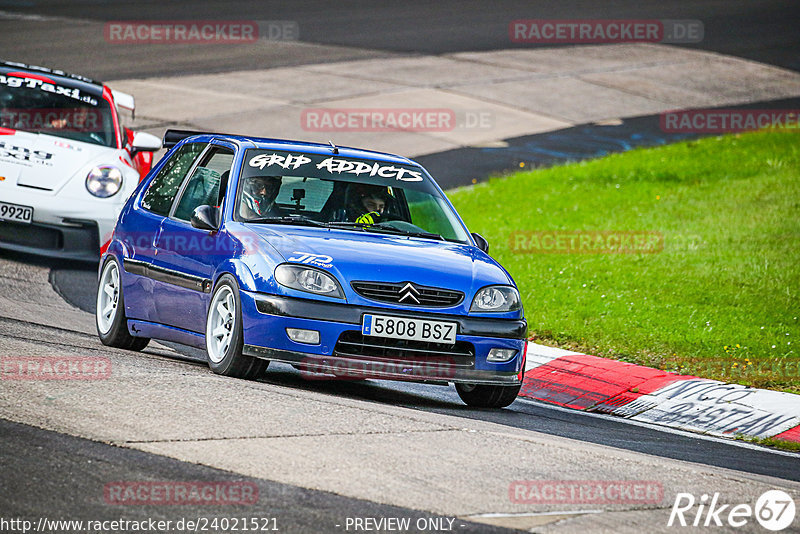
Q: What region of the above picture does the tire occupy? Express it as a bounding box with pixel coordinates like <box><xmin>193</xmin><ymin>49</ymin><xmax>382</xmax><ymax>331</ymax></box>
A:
<box><xmin>205</xmin><ymin>274</ymin><xmax>268</xmax><ymax>380</ymax></box>
<box><xmin>96</xmin><ymin>257</ymin><xmax>150</xmax><ymax>351</ymax></box>
<box><xmin>455</xmin><ymin>382</ymin><xmax>521</xmax><ymax>408</ymax></box>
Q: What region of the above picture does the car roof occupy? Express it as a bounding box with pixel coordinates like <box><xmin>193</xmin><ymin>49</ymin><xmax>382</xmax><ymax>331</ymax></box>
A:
<box><xmin>170</xmin><ymin>130</ymin><xmax>417</xmax><ymax>166</ymax></box>
<box><xmin>0</xmin><ymin>60</ymin><xmax>105</xmax><ymax>97</ymax></box>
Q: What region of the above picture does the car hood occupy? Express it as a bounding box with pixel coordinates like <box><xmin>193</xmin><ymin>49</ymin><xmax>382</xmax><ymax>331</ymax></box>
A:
<box><xmin>238</xmin><ymin>224</ymin><xmax>514</xmax><ymax>311</ymax></box>
<box><xmin>0</xmin><ymin>129</ymin><xmax>112</xmax><ymax>193</ymax></box>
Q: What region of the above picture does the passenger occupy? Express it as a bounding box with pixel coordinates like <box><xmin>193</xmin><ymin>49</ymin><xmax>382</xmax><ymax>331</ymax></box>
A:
<box><xmin>346</xmin><ymin>184</ymin><xmax>390</xmax><ymax>224</ymax></box>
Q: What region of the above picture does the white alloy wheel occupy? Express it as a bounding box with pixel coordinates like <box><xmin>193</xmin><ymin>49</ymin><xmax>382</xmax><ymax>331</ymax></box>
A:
<box><xmin>207</xmin><ymin>285</ymin><xmax>236</xmax><ymax>363</ymax></box>
<box><xmin>96</xmin><ymin>260</ymin><xmax>120</xmax><ymax>334</ymax></box>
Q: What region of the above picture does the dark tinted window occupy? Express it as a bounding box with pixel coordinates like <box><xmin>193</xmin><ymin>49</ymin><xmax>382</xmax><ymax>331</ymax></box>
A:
<box><xmin>173</xmin><ymin>147</ymin><xmax>233</xmax><ymax>221</ymax></box>
<box><xmin>0</xmin><ymin>73</ymin><xmax>117</xmax><ymax>147</ymax></box>
<box><xmin>141</xmin><ymin>142</ymin><xmax>206</xmax><ymax>216</ymax></box>
<box><xmin>236</xmin><ymin>149</ymin><xmax>469</xmax><ymax>242</ymax></box>
<box><xmin>274</xmin><ymin>176</ymin><xmax>333</xmax><ymax>212</ymax></box>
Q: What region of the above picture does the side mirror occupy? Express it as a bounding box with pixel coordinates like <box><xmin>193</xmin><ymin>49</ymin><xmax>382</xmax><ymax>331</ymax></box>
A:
<box><xmin>131</xmin><ymin>132</ymin><xmax>162</xmax><ymax>154</ymax></box>
<box><xmin>471</xmin><ymin>232</ymin><xmax>489</xmax><ymax>253</ymax></box>
<box><xmin>191</xmin><ymin>205</ymin><xmax>219</xmax><ymax>231</ymax></box>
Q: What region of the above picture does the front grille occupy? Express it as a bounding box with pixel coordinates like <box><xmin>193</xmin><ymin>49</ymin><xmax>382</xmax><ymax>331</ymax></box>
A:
<box><xmin>333</xmin><ymin>330</ymin><xmax>475</xmax><ymax>368</ymax></box>
<box><xmin>0</xmin><ymin>221</ymin><xmax>62</xmax><ymax>249</ymax></box>
<box><xmin>351</xmin><ymin>281</ymin><xmax>463</xmax><ymax>307</ymax></box>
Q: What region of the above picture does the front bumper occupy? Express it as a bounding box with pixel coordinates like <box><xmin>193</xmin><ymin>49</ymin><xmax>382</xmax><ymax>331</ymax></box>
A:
<box><xmin>240</xmin><ymin>292</ymin><xmax>527</xmax><ymax>386</ymax></box>
<box><xmin>0</xmin><ymin>188</ymin><xmax>119</xmax><ymax>261</ymax></box>
<box><xmin>0</xmin><ymin>219</ymin><xmax>100</xmax><ymax>261</ymax></box>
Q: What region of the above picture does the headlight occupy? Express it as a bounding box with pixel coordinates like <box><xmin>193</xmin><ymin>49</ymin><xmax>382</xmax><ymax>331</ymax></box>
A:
<box><xmin>470</xmin><ymin>285</ymin><xmax>521</xmax><ymax>312</ymax></box>
<box><xmin>275</xmin><ymin>264</ymin><xmax>344</xmax><ymax>298</ymax></box>
<box><xmin>85</xmin><ymin>165</ymin><xmax>122</xmax><ymax>198</ymax></box>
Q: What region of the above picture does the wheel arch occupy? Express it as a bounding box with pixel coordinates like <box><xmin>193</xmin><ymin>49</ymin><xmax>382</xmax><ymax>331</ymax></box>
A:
<box><xmin>212</xmin><ymin>259</ymin><xmax>257</xmax><ymax>293</ymax></box>
<box><xmin>98</xmin><ymin>241</ymin><xmax>127</xmax><ymax>278</ymax></box>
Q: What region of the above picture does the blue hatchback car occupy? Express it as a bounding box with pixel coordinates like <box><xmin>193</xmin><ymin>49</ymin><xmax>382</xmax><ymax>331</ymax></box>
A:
<box><xmin>96</xmin><ymin>130</ymin><xmax>527</xmax><ymax>407</ymax></box>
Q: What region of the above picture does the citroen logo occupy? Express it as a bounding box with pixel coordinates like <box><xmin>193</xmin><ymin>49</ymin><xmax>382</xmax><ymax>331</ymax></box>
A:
<box><xmin>398</xmin><ymin>282</ymin><xmax>420</xmax><ymax>304</ymax></box>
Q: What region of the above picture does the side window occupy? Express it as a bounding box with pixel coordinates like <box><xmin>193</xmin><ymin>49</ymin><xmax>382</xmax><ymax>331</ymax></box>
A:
<box><xmin>405</xmin><ymin>189</ymin><xmax>461</xmax><ymax>241</ymax></box>
<box><xmin>173</xmin><ymin>146</ymin><xmax>234</xmax><ymax>221</ymax></box>
<box><xmin>141</xmin><ymin>142</ymin><xmax>206</xmax><ymax>216</ymax></box>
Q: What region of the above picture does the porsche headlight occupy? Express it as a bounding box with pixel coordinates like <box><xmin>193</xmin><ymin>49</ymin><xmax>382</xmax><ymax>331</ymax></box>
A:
<box><xmin>470</xmin><ymin>285</ymin><xmax>521</xmax><ymax>312</ymax></box>
<box><xmin>85</xmin><ymin>165</ymin><xmax>122</xmax><ymax>198</ymax></box>
<box><xmin>275</xmin><ymin>264</ymin><xmax>344</xmax><ymax>298</ymax></box>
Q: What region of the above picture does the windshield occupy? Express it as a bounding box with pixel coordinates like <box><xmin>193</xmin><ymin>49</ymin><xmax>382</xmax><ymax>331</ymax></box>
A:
<box><xmin>237</xmin><ymin>149</ymin><xmax>470</xmax><ymax>243</ymax></box>
<box><xmin>0</xmin><ymin>73</ymin><xmax>117</xmax><ymax>148</ymax></box>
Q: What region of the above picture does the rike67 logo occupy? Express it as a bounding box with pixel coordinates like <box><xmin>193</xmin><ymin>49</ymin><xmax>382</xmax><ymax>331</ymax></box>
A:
<box><xmin>668</xmin><ymin>490</ymin><xmax>796</xmax><ymax>531</ymax></box>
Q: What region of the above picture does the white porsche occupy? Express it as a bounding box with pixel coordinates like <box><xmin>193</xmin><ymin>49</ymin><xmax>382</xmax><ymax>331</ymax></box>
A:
<box><xmin>0</xmin><ymin>61</ymin><xmax>161</xmax><ymax>261</ymax></box>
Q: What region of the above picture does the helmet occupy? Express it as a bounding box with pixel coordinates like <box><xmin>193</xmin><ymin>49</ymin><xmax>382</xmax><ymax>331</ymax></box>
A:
<box><xmin>244</xmin><ymin>175</ymin><xmax>281</xmax><ymax>216</ymax></box>
<box><xmin>345</xmin><ymin>183</ymin><xmax>390</xmax><ymax>220</ymax></box>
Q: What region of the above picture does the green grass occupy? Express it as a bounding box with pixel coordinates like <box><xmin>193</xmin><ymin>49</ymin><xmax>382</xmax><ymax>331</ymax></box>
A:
<box><xmin>448</xmin><ymin>130</ymin><xmax>800</xmax><ymax>393</ymax></box>
<box><xmin>736</xmin><ymin>434</ymin><xmax>800</xmax><ymax>452</ymax></box>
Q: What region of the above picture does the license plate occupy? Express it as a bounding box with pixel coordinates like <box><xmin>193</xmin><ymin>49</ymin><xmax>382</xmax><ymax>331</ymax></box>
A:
<box><xmin>0</xmin><ymin>201</ymin><xmax>33</xmax><ymax>224</ymax></box>
<box><xmin>362</xmin><ymin>314</ymin><xmax>457</xmax><ymax>344</ymax></box>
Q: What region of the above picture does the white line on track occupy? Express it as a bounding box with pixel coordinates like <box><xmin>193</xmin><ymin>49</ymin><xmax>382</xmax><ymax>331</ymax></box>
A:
<box><xmin>0</xmin><ymin>10</ymin><xmax>92</xmax><ymax>23</ymax></box>
<box><xmin>516</xmin><ymin>397</ymin><xmax>800</xmax><ymax>458</ymax></box>
<box><xmin>466</xmin><ymin>510</ymin><xmax>604</xmax><ymax>518</ymax></box>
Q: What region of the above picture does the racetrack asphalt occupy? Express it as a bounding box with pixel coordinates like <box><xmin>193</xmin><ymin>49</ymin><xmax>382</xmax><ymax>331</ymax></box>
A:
<box><xmin>2</xmin><ymin>5</ymin><xmax>799</xmax><ymax>187</ymax></box>
<box><xmin>2</xmin><ymin>0</ymin><xmax>799</xmax><ymax>76</ymax></box>
<box><xmin>2</xmin><ymin>296</ymin><xmax>799</xmax><ymax>533</ymax></box>
<box><xmin>2</xmin><ymin>2</ymin><xmax>800</xmax><ymax>532</ymax></box>
<box><xmin>1</xmin><ymin>418</ymin><xmax>516</xmax><ymax>534</ymax></box>
<box><xmin>83</xmin><ymin>45</ymin><xmax>800</xmax><ymax>189</ymax></box>
<box><xmin>22</xmin><ymin>251</ymin><xmax>800</xmax><ymax>483</ymax></box>
<box><xmin>9</xmin><ymin>0</ymin><xmax>800</xmax><ymax>477</ymax></box>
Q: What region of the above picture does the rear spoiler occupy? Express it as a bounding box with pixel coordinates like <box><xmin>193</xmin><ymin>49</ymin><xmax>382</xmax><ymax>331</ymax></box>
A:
<box><xmin>112</xmin><ymin>90</ymin><xmax>135</xmax><ymax>115</ymax></box>
<box><xmin>162</xmin><ymin>129</ymin><xmax>238</xmax><ymax>149</ymax></box>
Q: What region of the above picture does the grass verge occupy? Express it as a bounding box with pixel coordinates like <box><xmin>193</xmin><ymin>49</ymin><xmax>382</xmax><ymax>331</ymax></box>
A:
<box><xmin>736</xmin><ymin>434</ymin><xmax>800</xmax><ymax>453</ymax></box>
<box><xmin>449</xmin><ymin>130</ymin><xmax>799</xmax><ymax>393</ymax></box>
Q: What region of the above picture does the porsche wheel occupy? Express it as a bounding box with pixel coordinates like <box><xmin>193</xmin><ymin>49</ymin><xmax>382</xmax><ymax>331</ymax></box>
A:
<box><xmin>96</xmin><ymin>257</ymin><xmax>150</xmax><ymax>351</ymax></box>
<box><xmin>205</xmin><ymin>274</ymin><xmax>268</xmax><ymax>379</ymax></box>
<box><xmin>455</xmin><ymin>382</ymin><xmax>520</xmax><ymax>408</ymax></box>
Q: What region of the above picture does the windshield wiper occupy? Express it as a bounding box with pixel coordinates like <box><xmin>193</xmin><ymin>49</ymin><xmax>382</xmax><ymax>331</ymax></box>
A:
<box><xmin>325</xmin><ymin>221</ymin><xmax>446</xmax><ymax>241</ymax></box>
<box><xmin>246</xmin><ymin>215</ymin><xmax>327</xmax><ymax>227</ymax></box>
<box><xmin>379</xmin><ymin>228</ymin><xmax>447</xmax><ymax>241</ymax></box>
<box><xmin>249</xmin><ymin>218</ymin><xmax>447</xmax><ymax>241</ymax></box>
<box><xmin>354</xmin><ymin>224</ymin><xmax>446</xmax><ymax>241</ymax></box>
<box><xmin>323</xmin><ymin>221</ymin><xmax>368</xmax><ymax>228</ymax></box>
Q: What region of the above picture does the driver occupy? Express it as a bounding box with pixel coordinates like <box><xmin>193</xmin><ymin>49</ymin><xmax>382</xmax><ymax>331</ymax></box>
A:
<box><xmin>241</xmin><ymin>175</ymin><xmax>283</xmax><ymax>219</ymax></box>
<box><xmin>346</xmin><ymin>184</ymin><xmax>390</xmax><ymax>225</ymax></box>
